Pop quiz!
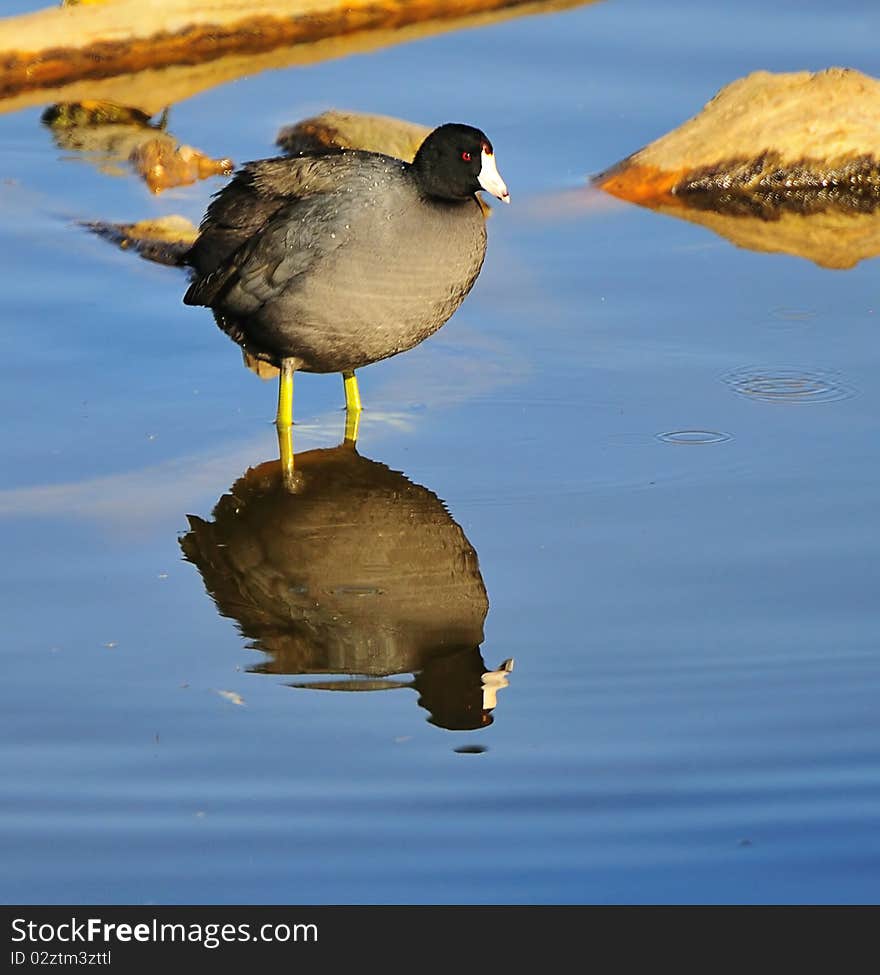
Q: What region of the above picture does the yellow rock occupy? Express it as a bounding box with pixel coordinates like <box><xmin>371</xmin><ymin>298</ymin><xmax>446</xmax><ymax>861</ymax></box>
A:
<box><xmin>595</xmin><ymin>68</ymin><xmax>880</xmax><ymax>268</ymax></box>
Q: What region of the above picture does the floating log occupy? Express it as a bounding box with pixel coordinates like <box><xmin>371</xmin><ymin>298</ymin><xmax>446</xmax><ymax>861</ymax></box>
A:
<box><xmin>0</xmin><ymin>0</ymin><xmax>595</xmax><ymax>115</ymax></box>
<box><xmin>595</xmin><ymin>68</ymin><xmax>880</xmax><ymax>268</ymax></box>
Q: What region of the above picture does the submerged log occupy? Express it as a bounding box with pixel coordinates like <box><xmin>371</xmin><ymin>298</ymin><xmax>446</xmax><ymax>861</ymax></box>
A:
<box><xmin>83</xmin><ymin>214</ymin><xmax>199</xmax><ymax>264</ymax></box>
<box><xmin>595</xmin><ymin>68</ymin><xmax>880</xmax><ymax>268</ymax></box>
<box><xmin>128</xmin><ymin>137</ymin><xmax>233</xmax><ymax>193</ymax></box>
<box><xmin>277</xmin><ymin>109</ymin><xmax>431</xmax><ymax>161</ymax></box>
<box><xmin>43</xmin><ymin>101</ymin><xmax>232</xmax><ymax>192</ymax></box>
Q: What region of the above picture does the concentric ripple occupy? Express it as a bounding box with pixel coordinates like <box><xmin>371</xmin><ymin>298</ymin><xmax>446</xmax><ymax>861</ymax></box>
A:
<box><xmin>724</xmin><ymin>367</ymin><xmax>854</xmax><ymax>405</ymax></box>
<box><xmin>656</xmin><ymin>429</ymin><xmax>732</xmax><ymax>445</ymax></box>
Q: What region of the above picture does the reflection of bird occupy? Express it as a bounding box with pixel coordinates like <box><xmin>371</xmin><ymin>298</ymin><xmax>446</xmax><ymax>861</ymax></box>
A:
<box><xmin>182</xmin><ymin>123</ymin><xmax>509</xmax><ymax>454</ymax></box>
<box><xmin>180</xmin><ymin>443</ymin><xmax>513</xmax><ymax>731</ymax></box>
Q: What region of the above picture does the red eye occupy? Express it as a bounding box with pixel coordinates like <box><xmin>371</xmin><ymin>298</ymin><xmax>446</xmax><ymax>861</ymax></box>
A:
<box><xmin>461</xmin><ymin>151</ymin><xmax>472</xmax><ymax>162</ymax></box>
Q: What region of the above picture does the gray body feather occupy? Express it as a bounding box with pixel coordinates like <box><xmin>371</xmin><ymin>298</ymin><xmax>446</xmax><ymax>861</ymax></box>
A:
<box><xmin>184</xmin><ymin>151</ymin><xmax>487</xmax><ymax>373</ymax></box>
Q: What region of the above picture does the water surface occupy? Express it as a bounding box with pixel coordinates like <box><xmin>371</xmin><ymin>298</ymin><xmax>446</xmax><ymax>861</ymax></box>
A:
<box><xmin>2</xmin><ymin>0</ymin><xmax>879</xmax><ymax>904</ymax></box>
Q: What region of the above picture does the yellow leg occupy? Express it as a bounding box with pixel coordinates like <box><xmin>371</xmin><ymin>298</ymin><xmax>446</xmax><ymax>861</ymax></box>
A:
<box><xmin>276</xmin><ymin>359</ymin><xmax>295</xmax><ymax>428</ymax></box>
<box><xmin>276</xmin><ymin>360</ymin><xmax>295</xmax><ymax>484</ymax></box>
<box><xmin>342</xmin><ymin>370</ymin><xmax>362</xmax><ymax>444</ymax></box>
<box><xmin>343</xmin><ymin>371</ymin><xmax>362</xmax><ymax>413</ymax></box>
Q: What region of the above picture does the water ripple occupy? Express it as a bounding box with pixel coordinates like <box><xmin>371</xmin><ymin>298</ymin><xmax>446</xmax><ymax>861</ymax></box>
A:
<box><xmin>724</xmin><ymin>367</ymin><xmax>854</xmax><ymax>405</ymax></box>
<box><xmin>770</xmin><ymin>307</ymin><xmax>818</xmax><ymax>323</ymax></box>
<box><xmin>656</xmin><ymin>430</ymin><xmax>732</xmax><ymax>446</ymax></box>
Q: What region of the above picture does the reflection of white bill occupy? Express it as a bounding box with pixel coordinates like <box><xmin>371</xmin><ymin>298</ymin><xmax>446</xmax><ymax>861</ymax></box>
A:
<box><xmin>482</xmin><ymin>658</ymin><xmax>515</xmax><ymax>711</ymax></box>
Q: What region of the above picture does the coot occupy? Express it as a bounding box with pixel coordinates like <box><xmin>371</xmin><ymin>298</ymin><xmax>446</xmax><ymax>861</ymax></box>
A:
<box><xmin>183</xmin><ymin>122</ymin><xmax>508</xmax><ymax>447</ymax></box>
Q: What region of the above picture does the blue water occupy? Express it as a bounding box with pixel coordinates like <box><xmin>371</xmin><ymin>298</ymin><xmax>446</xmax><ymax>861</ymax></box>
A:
<box><xmin>1</xmin><ymin>0</ymin><xmax>879</xmax><ymax>904</ymax></box>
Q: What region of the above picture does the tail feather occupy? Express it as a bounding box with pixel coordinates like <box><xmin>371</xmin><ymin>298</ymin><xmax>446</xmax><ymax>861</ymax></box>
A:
<box><xmin>183</xmin><ymin>263</ymin><xmax>237</xmax><ymax>306</ymax></box>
